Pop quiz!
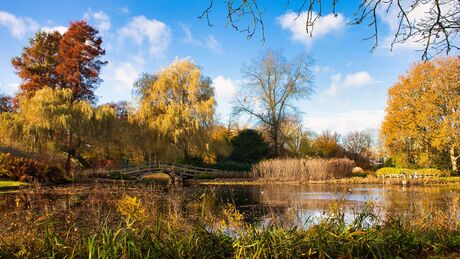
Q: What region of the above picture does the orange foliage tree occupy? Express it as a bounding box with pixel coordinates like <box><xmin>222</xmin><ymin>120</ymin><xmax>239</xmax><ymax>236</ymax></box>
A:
<box><xmin>381</xmin><ymin>57</ymin><xmax>460</xmax><ymax>172</ymax></box>
<box><xmin>56</xmin><ymin>21</ymin><xmax>106</xmax><ymax>103</ymax></box>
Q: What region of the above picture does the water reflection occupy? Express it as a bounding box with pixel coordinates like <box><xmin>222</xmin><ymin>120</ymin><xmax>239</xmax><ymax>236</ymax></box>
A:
<box><xmin>0</xmin><ymin>183</ymin><xmax>459</xmax><ymax>228</ymax></box>
<box><xmin>209</xmin><ymin>184</ymin><xmax>460</xmax><ymax>225</ymax></box>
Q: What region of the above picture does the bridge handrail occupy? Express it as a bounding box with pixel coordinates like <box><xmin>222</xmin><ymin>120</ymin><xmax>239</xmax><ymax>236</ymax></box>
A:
<box><xmin>109</xmin><ymin>161</ymin><xmax>220</xmax><ymax>175</ymax></box>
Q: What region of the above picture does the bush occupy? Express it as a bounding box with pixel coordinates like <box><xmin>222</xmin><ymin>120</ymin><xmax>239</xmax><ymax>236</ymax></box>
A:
<box><xmin>375</xmin><ymin>167</ymin><xmax>447</xmax><ymax>177</ymax></box>
<box><xmin>0</xmin><ymin>153</ymin><xmax>65</xmax><ymax>182</ymax></box>
<box><xmin>251</xmin><ymin>158</ymin><xmax>355</xmax><ymax>181</ymax></box>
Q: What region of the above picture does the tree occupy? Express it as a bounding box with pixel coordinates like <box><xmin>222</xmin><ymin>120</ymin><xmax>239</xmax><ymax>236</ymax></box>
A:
<box><xmin>229</xmin><ymin>129</ymin><xmax>270</xmax><ymax>164</ymax></box>
<box><xmin>312</xmin><ymin>131</ymin><xmax>343</xmax><ymax>158</ymax></box>
<box><xmin>11</xmin><ymin>31</ymin><xmax>62</xmax><ymax>97</ymax></box>
<box><xmin>343</xmin><ymin>130</ymin><xmax>373</xmax><ymax>156</ymax></box>
<box><xmin>56</xmin><ymin>20</ymin><xmax>106</xmax><ymax>102</ymax></box>
<box><xmin>0</xmin><ymin>87</ymin><xmax>116</xmax><ymax>172</ymax></box>
<box><xmin>0</xmin><ymin>95</ymin><xmax>13</xmax><ymax>113</ymax></box>
<box><xmin>234</xmin><ymin>49</ymin><xmax>313</xmax><ymax>156</ymax></box>
<box><xmin>136</xmin><ymin>59</ymin><xmax>215</xmax><ymax>161</ymax></box>
<box><xmin>381</xmin><ymin>57</ymin><xmax>460</xmax><ymax>172</ymax></box>
<box><xmin>200</xmin><ymin>0</ymin><xmax>460</xmax><ymax>59</ymax></box>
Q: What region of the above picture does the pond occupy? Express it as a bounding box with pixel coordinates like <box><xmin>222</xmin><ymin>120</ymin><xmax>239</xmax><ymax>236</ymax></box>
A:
<box><xmin>1</xmin><ymin>182</ymin><xmax>459</xmax><ymax>228</ymax></box>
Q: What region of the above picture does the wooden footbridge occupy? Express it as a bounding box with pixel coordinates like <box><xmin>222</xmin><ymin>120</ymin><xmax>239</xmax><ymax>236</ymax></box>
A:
<box><xmin>110</xmin><ymin>161</ymin><xmax>221</xmax><ymax>184</ymax></box>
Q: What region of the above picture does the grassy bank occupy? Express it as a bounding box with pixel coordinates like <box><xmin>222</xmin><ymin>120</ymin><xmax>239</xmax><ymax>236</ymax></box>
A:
<box><xmin>0</xmin><ymin>186</ymin><xmax>459</xmax><ymax>258</ymax></box>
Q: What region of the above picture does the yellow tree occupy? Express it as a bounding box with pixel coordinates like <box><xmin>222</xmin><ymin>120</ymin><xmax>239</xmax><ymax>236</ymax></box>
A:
<box><xmin>381</xmin><ymin>57</ymin><xmax>460</xmax><ymax>172</ymax></box>
<box><xmin>136</xmin><ymin>60</ymin><xmax>215</xmax><ymax>161</ymax></box>
<box><xmin>0</xmin><ymin>87</ymin><xmax>116</xmax><ymax>172</ymax></box>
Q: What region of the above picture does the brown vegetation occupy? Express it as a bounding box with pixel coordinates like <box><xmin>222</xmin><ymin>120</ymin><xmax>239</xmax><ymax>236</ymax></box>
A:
<box><xmin>251</xmin><ymin>158</ymin><xmax>354</xmax><ymax>181</ymax></box>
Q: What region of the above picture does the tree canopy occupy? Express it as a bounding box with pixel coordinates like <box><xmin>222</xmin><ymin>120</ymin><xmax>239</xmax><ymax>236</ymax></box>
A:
<box><xmin>381</xmin><ymin>57</ymin><xmax>460</xmax><ymax>172</ymax></box>
<box><xmin>136</xmin><ymin>59</ymin><xmax>216</xmax><ymax>161</ymax></box>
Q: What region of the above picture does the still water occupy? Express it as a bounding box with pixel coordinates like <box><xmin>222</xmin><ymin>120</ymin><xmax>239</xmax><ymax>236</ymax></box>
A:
<box><xmin>1</xmin><ymin>183</ymin><xmax>459</xmax><ymax>226</ymax></box>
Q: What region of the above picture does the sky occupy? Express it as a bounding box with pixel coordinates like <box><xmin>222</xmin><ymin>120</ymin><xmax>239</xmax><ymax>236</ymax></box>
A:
<box><xmin>0</xmin><ymin>0</ymin><xmax>457</xmax><ymax>135</ymax></box>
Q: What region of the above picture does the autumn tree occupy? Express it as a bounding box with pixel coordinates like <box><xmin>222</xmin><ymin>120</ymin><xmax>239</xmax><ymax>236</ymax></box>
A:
<box><xmin>312</xmin><ymin>131</ymin><xmax>343</xmax><ymax>158</ymax></box>
<box><xmin>381</xmin><ymin>57</ymin><xmax>460</xmax><ymax>172</ymax></box>
<box><xmin>234</xmin><ymin>49</ymin><xmax>313</xmax><ymax>156</ymax></box>
<box><xmin>0</xmin><ymin>94</ymin><xmax>13</xmax><ymax>113</ymax></box>
<box><xmin>0</xmin><ymin>87</ymin><xmax>116</xmax><ymax>172</ymax></box>
<box><xmin>56</xmin><ymin>21</ymin><xmax>106</xmax><ymax>102</ymax></box>
<box><xmin>11</xmin><ymin>31</ymin><xmax>62</xmax><ymax>97</ymax></box>
<box><xmin>136</xmin><ymin>59</ymin><xmax>215</xmax><ymax>161</ymax></box>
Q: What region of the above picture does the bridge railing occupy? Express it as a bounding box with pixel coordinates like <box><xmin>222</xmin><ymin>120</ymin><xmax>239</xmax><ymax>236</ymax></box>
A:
<box><xmin>108</xmin><ymin>161</ymin><xmax>221</xmax><ymax>176</ymax></box>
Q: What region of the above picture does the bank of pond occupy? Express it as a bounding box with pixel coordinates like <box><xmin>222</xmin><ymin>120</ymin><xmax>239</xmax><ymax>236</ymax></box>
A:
<box><xmin>0</xmin><ymin>182</ymin><xmax>459</xmax><ymax>258</ymax></box>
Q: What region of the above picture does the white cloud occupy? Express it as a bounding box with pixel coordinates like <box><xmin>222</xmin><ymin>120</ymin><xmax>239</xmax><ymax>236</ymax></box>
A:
<box><xmin>41</xmin><ymin>26</ymin><xmax>67</xmax><ymax>34</ymax></box>
<box><xmin>213</xmin><ymin>76</ymin><xmax>236</xmax><ymax>99</ymax></box>
<box><xmin>179</xmin><ymin>24</ymin><xmax>223</xmax><ymax>53</ymax></box>
<box><xmin>213</xmin><ymin>76</ymin><xmax>237</xmax><ymax>119</ymax></box>
<box><xmin>323</xmin><ymin>71</ymin><xmax>375</xmax><ymax>97</ymax></box>
<box><xmin>305</xmin><ymin>110</ymin><xmax>384</xmax><ymax>135</ymax></box>
<box><xmin>83</xmin><ymin>10</ymin><xmax>111</xmax><ymax>33</ymax></box>
<box><xmin>119</xmin><ymin>16</ymin><xmax>171</xmax><ymax>57</ymax></box>
<box><xmin>114</xmin><ymin>62</ymin><xmax>139</xmax><ymax>91</ymax></box>
<box><xmin>277</xmin><ymin>11</ymin><xmax>345</xmax><ymax>47</ymax></box>
<box><xmin>0</xmin><ymin>10</ymin><xmax>38</xmax><ymax>38</ymax></box>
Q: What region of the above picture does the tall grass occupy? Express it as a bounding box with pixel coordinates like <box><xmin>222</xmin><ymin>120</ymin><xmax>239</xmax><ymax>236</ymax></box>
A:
<box><xmin>252</xmin><ymin>158</ymin><xmax>355</xmax><ymax>181</ymax></box>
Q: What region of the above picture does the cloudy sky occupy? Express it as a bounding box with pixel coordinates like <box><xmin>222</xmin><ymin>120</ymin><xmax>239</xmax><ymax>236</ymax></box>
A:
<box><xmin>0</xmin><ymin>0</ymin><xmax>457</xmax><ymax>134</ymax></box>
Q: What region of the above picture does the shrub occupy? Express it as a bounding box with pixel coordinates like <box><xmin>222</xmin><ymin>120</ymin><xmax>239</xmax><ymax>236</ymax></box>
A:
<box><xmin>229</xmin><ymin>129</ymin><xmax>270</xmax><ymax>164</ymax></box>
<box><xmin>251</xmin><ymin>158</ymin><xmax>355</xmax><ymax>181</ymax></box>
<box><xmin>375</xmin><ymin>167</ymin><xmax>447</xmax><ymax>177</ymax></box>
<box><xmin>0</xmin><ymin>153</ymin><xmax>65</xmax><ymax>182</ymax></box>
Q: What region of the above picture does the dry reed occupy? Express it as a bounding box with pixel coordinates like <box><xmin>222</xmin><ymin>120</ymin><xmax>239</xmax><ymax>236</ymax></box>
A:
<box><xmin>251</xmin><ymin>158</ymin><xmax>355</xmax><ymax>181</ymax></box>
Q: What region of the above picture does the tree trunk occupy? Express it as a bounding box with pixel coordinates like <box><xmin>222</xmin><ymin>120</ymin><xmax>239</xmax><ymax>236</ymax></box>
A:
<box><xmin>450</xmin><ymin>146</ymin><xmax>459</xmax><ymax>173</ymax></box>
<box><xmin>65</xmin><ymin>152</ymin><xmax>71</xmax><ymax>173</ymax></box>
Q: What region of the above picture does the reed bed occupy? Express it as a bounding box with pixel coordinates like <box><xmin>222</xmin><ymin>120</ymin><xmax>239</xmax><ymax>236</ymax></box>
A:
<box><xmin>251</xmin><ymin>158</ymin><xmax>355</xmax><ymax>181</ymax></box>
<box><xmin>0</xmin><ymin>184</ymin><xmax>459</xmax><ymax>258</ymax></box>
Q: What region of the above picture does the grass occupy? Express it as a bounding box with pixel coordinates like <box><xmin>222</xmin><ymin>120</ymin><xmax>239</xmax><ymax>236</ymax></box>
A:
<box><xmin>0</xmin><ymin>180</ymin><xmax>26</xmax><ymax>189</ymax></box>
<box><xmin>0</xmin><ymin>186</ymin><xmax>459</xmax><ymax>258</ymax></box>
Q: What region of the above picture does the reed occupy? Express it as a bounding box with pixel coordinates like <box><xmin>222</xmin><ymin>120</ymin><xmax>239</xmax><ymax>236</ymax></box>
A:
<box><xmin>251</xmin><ymin>158</ymin><xmax>355</xmax><ymax>181</ymax></box>
<box><xmin>0</xmin><ymin>184</ymin><xmax>459</xmax><ymax>258</ymax></box>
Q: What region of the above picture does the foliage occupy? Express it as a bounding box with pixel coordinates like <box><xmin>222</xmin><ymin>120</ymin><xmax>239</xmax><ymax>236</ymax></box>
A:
<box><xmin>375</xmin><ymin>167</ymin><xmax>447</xmax><ymax>177</ymax></box>
<box><xmin>56</xmin><ymin>20</ymin><xmax>106</xmax><ymax>102</ymax></box>
<box><xmin>136</xmin><ymin>59</ymin><xmax>215</xmax><ymax>161</ymax></box>
<box><xmin>12</xmin><ymin>21</ymin><xmax>106</xmax><ymax>102</ymax></box>
<box><xmin>0</xmin><ymin>87</ymin><xmax>117</xmax><ymax>172</ymax></box>
<box><xmin>0</xmin><ymin>94</ymin><xmax>14</xmax><ymax>113</ymax></box>
<box><xmin>311</xmin><ymin>130</ymin><xmax>343</xmax><ymax>158</ymax></box>
<box><xmin>381</xmin><ymin>57</ymin><xmax>460</xmax><ymax>172</ymax></box>
<box><xmin>252</xmin><ymin>158</ymin><xmax>354</xmax><ymax>181</ymax></box>
<box><xmin>229</xmin><ymin>129</ymin><xmax>270</xmax><ymax>164</ymax></box>
<box><xmin>11</xmin><ymin>31</ymin><xmax>62</xmax><ymax>97</ymax></box>
<box><xmin>0</xmin><ymin>153</ymin><xmax>65</xmax><ymax>182</ymax></box>
<box><xmin>234</xmin><ymin>49</ymin><xmax>313</xmax><ymax>156</ymax></box>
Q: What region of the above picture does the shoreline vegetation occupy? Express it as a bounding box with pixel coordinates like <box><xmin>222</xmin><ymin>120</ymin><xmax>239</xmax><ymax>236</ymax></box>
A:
<box><xmin>0</xmin><ymin>185</ymin><xmax>459</xmax><ymax>258</ymax></box>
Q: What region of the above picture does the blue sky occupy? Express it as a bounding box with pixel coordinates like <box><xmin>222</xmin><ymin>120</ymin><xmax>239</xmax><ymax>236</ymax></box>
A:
<box><xmin>0</xmin><ymin>0</ymin><xmax>457</xmax><ymax>134</ymax></box>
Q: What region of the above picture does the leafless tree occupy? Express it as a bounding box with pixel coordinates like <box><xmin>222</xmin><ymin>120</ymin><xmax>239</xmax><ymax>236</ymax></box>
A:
<box><xmin>233</xmin><ymin>49</ymin><xmax>313</xmax><ymax>156</ymax></box>
<box><xmin>343</xmin><ymin>130</ymin><xmax>373</xmax><ymax>155</ymax></box>
<box><xmin>199</xmin><ymin>0</ymin><xmax>460</xmax><ymax>59</ymax></box>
